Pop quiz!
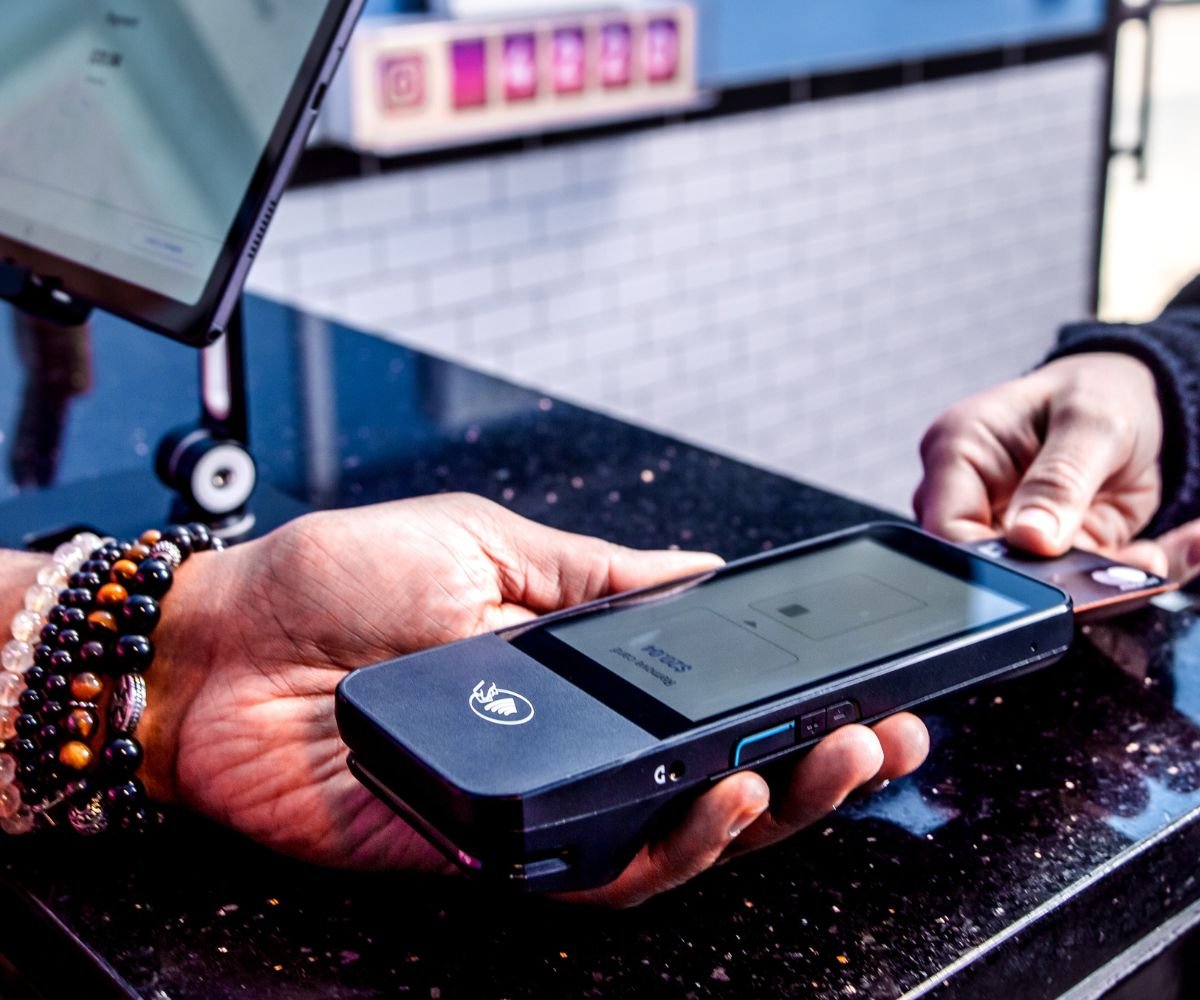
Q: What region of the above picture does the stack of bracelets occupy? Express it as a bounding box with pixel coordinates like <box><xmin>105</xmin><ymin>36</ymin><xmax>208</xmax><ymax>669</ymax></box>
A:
<box><xmin>0</xmin><ymin>524</ymin><xmax>223</xmax><ymax>836</ymax></box>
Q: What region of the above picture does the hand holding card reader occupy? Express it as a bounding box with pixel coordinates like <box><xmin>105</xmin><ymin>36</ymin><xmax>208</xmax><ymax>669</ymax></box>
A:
<box><xmin>336</xmin><ymin>523</ymin><xmax>1074</xmax><ymax>892</ymax></box>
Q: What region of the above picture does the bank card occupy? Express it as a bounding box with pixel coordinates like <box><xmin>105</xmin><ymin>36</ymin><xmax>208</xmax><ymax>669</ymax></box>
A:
<box><xmin>963</xmin><ymin>538</ymin><xmax>1177</xmax><ymax>620</ymax></box>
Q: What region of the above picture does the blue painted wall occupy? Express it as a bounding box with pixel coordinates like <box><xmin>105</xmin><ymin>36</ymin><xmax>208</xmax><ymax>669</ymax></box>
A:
<box><xmin>694</xmin><ymin>0</ymin><xmax>1108</xmax><ymax>86</ymax></box>
<box><xmin>362</xmin><ymin>0</ymin><xmax>422</xmax><ymax>14</ymax></box>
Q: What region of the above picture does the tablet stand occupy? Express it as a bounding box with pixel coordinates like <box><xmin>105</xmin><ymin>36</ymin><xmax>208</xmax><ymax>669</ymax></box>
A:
<box><xmin>0</xmin><ymin>286</ymin><xmax>289</xmax><ymax>549</ymax></box>
<box><xmin>154</xmin><ymin>301</ymin><xmax>259</xmax><ymax>538</ymax></box>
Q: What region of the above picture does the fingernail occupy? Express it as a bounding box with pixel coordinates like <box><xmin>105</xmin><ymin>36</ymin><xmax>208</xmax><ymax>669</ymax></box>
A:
<box><xmin>729</xmin><ymin>802</ymin><xmax>768</xmax><ymax>840</ymax></box>
<box><xmin>1012</xmin><ymin>507</ymin><xmax>1060</xmax><ymax>544</ymax></box>
<box><xmin>746</xmin><ymin>778</ymin><xmax>770</xmax><ymax>806</ymax></box>
<box><xmin>1187</xmin><ymin>539</ymin><xmax>1200</xmax><ymax>575</ymax></box>
<box><xmin>865</xmin><ymin>778</ymin><xmax>890</xmax><ymax>795</ymax></box>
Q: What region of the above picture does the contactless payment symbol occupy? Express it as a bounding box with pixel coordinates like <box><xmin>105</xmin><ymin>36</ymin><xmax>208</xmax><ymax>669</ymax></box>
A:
<box><xmin>469</xmin><ymin>680</ymin><xmax>535</xmax><ymax>726</ymax></box>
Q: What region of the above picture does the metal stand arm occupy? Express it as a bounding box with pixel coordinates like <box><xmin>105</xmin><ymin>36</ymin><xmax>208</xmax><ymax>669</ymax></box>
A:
<box><xmin>155</xmin><ymin>300</ymin><xmax>258</xmax><ymax>538</ymax></box>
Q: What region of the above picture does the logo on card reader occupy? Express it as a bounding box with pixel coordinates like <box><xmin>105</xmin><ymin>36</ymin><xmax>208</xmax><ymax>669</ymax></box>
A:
<box><xmin>469</xmin><ymin>680</ymin><xmax>535</xmax><ymax>726</ymax></box>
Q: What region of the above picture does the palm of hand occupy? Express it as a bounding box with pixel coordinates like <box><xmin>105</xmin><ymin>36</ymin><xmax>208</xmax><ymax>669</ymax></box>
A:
<box><xmin>166</xmin><ymin>498</ymin><xmax>528</xmax><ymax>870</ymax></box>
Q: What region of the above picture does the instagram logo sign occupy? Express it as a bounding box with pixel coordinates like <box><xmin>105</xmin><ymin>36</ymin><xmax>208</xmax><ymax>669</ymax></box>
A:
<box><xmin>378</xmin><ymin>52</ymin><xmax>426</xmax><ymax>112</ymax></box>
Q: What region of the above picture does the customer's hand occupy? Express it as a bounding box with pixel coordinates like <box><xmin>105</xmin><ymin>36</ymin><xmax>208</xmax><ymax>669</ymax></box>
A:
<box><xmin>915</xmin><ymin>353</ymin><xmax>1200</xmax><ymax>581</ymax></box>
<box><xmin>139</xmin><ymin>494</ymin><xmax>928</xmax><ymax>907</ymax></box>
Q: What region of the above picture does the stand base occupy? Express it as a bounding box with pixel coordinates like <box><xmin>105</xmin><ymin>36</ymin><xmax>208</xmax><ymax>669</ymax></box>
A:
<box><xmin>0</xmin><ymin>471</ymin><xmax>310</xmax><ymax>549</ymax></box>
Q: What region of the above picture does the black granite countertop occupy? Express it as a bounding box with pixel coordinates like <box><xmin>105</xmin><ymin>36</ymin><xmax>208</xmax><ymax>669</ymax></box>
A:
<box><xmin>2</xmin><ymin>298</ymin><xmax>1199</xmax><ymax>999</ymax></box>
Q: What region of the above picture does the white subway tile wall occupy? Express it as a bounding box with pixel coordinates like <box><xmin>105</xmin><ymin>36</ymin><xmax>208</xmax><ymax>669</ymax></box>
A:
<box><xmin>249</xmin><ymin>56</ymin><xmax>1103</xmax><ymax>514</ymax></box>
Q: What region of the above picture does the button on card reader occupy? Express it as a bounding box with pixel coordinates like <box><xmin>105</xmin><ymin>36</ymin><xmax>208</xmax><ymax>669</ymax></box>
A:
<box><xmin>827</xmin><ymin>701</ymin><xmax>858</xmax><ymax>726</ymax></box>
<box><xmin>731</xmin><ymin>701</ymin><xmax>861</xmax><ymax>767</ymax></box>
<box><xmin>799</xmin><ymin>709</ymin><xmax>826</xmax><ymax>739</ymax></box>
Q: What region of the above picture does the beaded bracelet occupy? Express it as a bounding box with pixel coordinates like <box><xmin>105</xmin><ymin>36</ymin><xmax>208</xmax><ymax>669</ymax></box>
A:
<box><xmin>1</xmin><ymin>531</ymin><xmax>101</xmax><ymax>831</ymax></box>
<box><xmin>0</xmin><ymin>524</ymin><xmax>223</xmax><ymax>835</ymax></box>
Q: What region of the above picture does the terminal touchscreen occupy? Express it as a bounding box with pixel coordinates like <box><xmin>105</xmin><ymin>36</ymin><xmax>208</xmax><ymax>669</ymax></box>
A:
<box><xmin>0</xmin><ymin>0</ymin><xmax>364</xmax><ymax>345</ymax></box>
<box><xmin>336</xmin><ymin>523</ymin><xmax>1074</xmax><ymax>892</ymax></box>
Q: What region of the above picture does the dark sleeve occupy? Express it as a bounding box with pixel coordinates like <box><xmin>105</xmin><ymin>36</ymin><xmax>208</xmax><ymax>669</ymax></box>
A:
<box><xmin>1044</xmin><ymin>275</ymin><xmax>1200</xmax><ymax>535</ymax></box>
<box><xmin>1167</xmin><ymin>274</ymin><xmax>1200</xmax><ymax>308</ymax></box>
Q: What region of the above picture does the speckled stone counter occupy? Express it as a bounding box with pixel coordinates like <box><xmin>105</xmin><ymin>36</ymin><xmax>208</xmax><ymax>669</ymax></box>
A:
<box><xmin>2</xmin><ymin>298</ymin><xmax>1199</xmax><ymax>999</ymax></box>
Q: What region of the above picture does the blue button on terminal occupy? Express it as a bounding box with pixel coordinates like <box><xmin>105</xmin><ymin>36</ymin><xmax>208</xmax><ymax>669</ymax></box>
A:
<box><xmin>732</xmin><ymin>721</ymin><xmax>796</xmax><ymax>767</ymax></box>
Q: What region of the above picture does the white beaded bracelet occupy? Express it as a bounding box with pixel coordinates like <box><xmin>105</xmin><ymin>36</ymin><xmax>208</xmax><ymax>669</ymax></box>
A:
<box><xmin>0</xmin><ymin>531</ymin><xmax>103</xmax><ymax>833</ymax></box>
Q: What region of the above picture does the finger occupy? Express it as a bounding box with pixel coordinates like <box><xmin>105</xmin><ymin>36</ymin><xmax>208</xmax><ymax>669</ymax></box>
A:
<box><xmin>559</xmin><ymin>716</ymin><xmax>929</xmax><ymax>906</ymax></box>
<box><xmin>480</xmin><ymin>502</ymin><xmax>723</xmax><ymax>612</ymax></box>
<box><xmin>915</xmin><ymin>404</ymin><xmax>1018</xmax><ymax>542</ymax></box>
<box><xmin>914</xmin><ymin>454</ymin><xmax>1000</xmax><ymax>542</ymax></box>
<box><xmin>1111</xmin><ymin>539</ymin><xmax>1170</xmax><ymax>580</ymax></box>
<box><xmin>1142</xmin><ymin>519</ymin><xmax>1200</xmax><ymax>583</ymax></box>
<box><xmin>868</xmin><ymin>712</ymin><xmax>930</xmax><ymax>783</ymax></box>
<box><xmin>729</xmin><ymin>724</ymin><xmax>884</xmax><ymax>855</ymax></box>
<box><xmin>1004</xmin><ymin>407</ymin><xmax>1130</xmax><ymax>557</ymax></box>
<box><xmin>560</xmin><ymin>771</ymin><xmax>769</xmax><ymax>908</ymax></box>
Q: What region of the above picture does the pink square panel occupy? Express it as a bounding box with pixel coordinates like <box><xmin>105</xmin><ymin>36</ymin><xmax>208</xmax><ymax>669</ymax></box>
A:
<box><xmin>451</xmin><ymin>38</ymin><xmax>488</xmax><ymax>109</ymax></box>
<box><xmin>503</xmin><ymin>33</ymin><xmax>538</xmax><ymax>102</ymax></box>
<box><xmin>645</xmin><ymin>18</ymin><xmax>680</xmax><ymax>83</ymax></box>
<box><xmin>552</xmin><ymin>26</ymin><xmax>586</xmax><ymax>94</ymax></box>
<box><xmin>599</xmin><ymin>22</ymin><xmax>632</xmax><ymax>89</ymax></box>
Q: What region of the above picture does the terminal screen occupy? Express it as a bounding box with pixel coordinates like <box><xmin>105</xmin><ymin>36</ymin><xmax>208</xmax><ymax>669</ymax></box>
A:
<box><xmin>548</xmin><ymin>537</ymin><xmax>1027</xmax><ymax>723</ymax></box>
<box><xmin>0</xmin><ymin>1</ymin><xmax>327</xmax><ymax>304</ymax></box>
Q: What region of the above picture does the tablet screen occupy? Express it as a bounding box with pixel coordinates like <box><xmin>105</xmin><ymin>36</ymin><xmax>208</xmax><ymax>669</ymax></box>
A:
<box><xmin>0</xmin><ymin>1</ymin><xmax>329</xmax><ymax>306</ymax></box>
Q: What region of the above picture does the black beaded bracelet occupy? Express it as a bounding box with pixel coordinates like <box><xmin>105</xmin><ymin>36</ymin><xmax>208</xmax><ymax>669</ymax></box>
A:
<box><xmin>1</xmin><ymin>523</ymin><xmax>223</xmax><ymax>835</ymax></box>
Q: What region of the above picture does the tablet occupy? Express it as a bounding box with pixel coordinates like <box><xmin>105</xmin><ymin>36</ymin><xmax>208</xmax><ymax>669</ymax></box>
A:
<box><xmin>0</xmin><ymin>1</ymin><xmax>364</xmax><ymax>345</ymax></box>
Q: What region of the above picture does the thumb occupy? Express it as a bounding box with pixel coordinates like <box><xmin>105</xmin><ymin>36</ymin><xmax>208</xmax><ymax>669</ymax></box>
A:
<box><xmin>1004</xmin><ymin>412</ymin><xmax>1126</xmax><ymax>556</ymax></box>
<box><xmin>605</xmin><ymin>546</ymin><xmax>725</xmax><ymax>595</ymax></box>
<box><xmin>481</xmin><ymin>503</ymin><xmax>722</xmax><ymax>612</ymax></box>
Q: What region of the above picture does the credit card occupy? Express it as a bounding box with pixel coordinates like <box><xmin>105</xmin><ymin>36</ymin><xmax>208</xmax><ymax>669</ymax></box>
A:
<box><xmin>963</xmin><ymin>538</ymin><xmax>1177</xmax><ymax>620</ymax></box>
